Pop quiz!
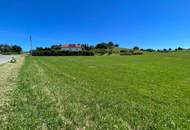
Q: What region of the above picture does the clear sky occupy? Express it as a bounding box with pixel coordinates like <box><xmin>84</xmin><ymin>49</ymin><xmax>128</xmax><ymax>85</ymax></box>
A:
<box><xmin>0</xmin><ymin>0</ymin><xmax>190</xmax><ymax>51</ymax></box>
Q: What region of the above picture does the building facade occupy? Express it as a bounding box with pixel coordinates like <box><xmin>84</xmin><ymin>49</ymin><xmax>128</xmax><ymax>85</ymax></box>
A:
<box><xmin>59</xmin><ymin>44</ymin><xmax>82</xmax><ymax>51</ymax></box>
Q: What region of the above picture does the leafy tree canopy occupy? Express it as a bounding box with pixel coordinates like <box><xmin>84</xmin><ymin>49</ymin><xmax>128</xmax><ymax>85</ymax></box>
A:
<box><xmin>95</xmin><ymin>42</ymin><xmax>119</xmax><ymax>49</ymax></box>
<box><xmin>0</xmin><ymin>44</ymin><xmax>22</xmax><ymax>54</ymax></box>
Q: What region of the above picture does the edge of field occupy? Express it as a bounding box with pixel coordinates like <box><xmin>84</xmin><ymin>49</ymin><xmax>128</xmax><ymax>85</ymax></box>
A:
<box><xmin>0</xmin><ymin>55</ymin><xmax>25</xmax><ymax>126</ymax></box>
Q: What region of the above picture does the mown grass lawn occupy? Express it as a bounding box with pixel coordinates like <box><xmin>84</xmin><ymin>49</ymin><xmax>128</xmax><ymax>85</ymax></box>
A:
<box><xmin>3</xmin><ymin>51</ymin><xmax>190</xmax><ymax>129</ymax></box>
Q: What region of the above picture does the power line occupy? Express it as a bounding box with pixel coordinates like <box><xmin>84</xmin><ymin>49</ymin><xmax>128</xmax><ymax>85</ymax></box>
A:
<box><xmin>29</xmin><ymin>35</ymin><xmax>33</xmax><ymax>54</ymax></box>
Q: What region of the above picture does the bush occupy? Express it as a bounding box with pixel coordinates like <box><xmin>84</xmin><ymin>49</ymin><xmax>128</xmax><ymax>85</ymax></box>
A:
<box><xmin>175</xmin><ymin>47</ymin><xmax>183</xmax><ymax>51</ymax></box>
<box><xmin>133</xmin><ymin>46</ymin><xmax>140</xmax><ymax>50</ymax></box>
<box><xmin>95</xmin><ymin>42</ymin><xmax>118</xmax><ymax>49</ymax></box>
<box><xmin>32</xmin><ymin>49</ymin><xmax>94</xmax><ymax>56</ymax></box>
<box><xmin>94</xmin><ymin>49</ymin><xmax>107</xmax><ymax>55</ymax></box>
<box><xmin>120</xmin><ymin>49</ymin><xmax>132</xmax><ymax>55</ymax></box>
<box><xmin>0</xmin><ymin>44</ymin><xmax>22</xmax><ymax>54</ymax></box>
<box><xmin>132</xmin><ymin>50</ymin><xmax>143</xmax><ymax>55</ymax></box>
<box><xmin>144</xmin><ymin>49</ymin><xmax>156</xmax><ymax>52</ymax></box>
<box><xmin>120</xmin><ymin>49</ymin><xmax>143</xmax><ymax>56</ymax></box>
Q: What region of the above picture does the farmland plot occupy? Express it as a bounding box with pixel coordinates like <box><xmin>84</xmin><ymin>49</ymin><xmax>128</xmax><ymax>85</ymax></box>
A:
<box><xmin>2</xmin><ymin>52</ymin><xmax>190</xmax><ymax>129</ymax></box>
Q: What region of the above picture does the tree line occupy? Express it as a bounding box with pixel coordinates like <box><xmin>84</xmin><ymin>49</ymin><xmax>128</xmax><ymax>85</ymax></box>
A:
<box><xmin>31</xmin><ymin>41</ymin><xmax>187</xmax><ymax>56</ymax></box>
<box><xmin>32</xmin><ymin>48</ymin><xmax>94</xmax><ymax>56</ymax></box>
<box><xmin>31</xmin><ymin>42</ymin><xmax>148</xmax><ymax>56</ymax></box>
<box><xmin>32</xmin><ymin>41</ymin><xmax>120</xmax><ymax>56</ymax></box>
<box><xmin>136</xmin><ymin>46</ymin><xmax>185</xmax><ymax>52</ymax></box>
<box><xmin>0</xmin><ymin>44</ymin><xmax>22</xmax><ymax>54</ymax></box>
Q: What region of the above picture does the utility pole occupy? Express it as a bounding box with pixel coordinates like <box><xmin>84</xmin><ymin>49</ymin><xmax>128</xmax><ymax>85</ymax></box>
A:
<box><xmin>29</xmin><ymin>35</ymin><xmax>33</xmax><ymax>55</ymax></box>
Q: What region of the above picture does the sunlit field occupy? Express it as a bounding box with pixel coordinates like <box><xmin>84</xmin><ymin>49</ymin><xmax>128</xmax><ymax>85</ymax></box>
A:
<box><xmin>2</xmin><ymin>51</ymin><xmax>190</xmax><ymax>129</ymax></box>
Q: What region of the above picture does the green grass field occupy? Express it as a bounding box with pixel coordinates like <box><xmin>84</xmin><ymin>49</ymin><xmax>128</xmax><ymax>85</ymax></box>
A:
<box><xmin>2</xmin><ymin>51</ymin><xmax>190</xmax><ymax>129</ymax></box>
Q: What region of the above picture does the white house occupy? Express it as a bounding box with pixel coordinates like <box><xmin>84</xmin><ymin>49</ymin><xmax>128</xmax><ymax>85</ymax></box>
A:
<box><xmin>60</xmin><ymin>44</ymin><xmax>82</xmax><ymax>51</ymax></box>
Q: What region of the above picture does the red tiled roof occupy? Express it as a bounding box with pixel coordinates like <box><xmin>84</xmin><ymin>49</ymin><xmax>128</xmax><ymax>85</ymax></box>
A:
<box><xmin>53</xmin><ymin>44</ymin><xmax>82</xmax><ymax>49</ymax></box>
<box><xmin>61</xmin><ymin>44</ymin><xmax>82</xmax><ymax>48</ymax></box>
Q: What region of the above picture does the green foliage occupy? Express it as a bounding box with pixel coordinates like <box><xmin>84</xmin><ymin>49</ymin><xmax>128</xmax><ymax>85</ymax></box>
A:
<box><xmin>144</xmin><ymin>48</ymin><xmax>156</xmax><ymax>52</ymax></box>
<box><xmin>132</xmin><ymin>50</ymin><xmax>143</xmax><ymax>55</ymax></box>
<box><xmin>120</xmin><ymin>49</ymin><xmax>143</xmax><ymax>55</ymax></box>
<box><xmin>81</xmin><ymin>44</ymin><xmax>95</xmax><ymax>50</ymax></box>
<box><xmin>163</xmin><ymin>48</ymin><xmax>168</xmax><ymax>52</ymax></box>
<box><xmin>32</xmin><ymin>47</ymin><xmax>94</xmax><ymax>56</ymax></box>
<box><xmin>114</xmin><ymin>44</ymin><xmax>119</xmax><ymax>47</ymax></box>
<box><xmin>175</xmin><ymin>47</ymin><xmax>183</xmax><ymax>51</ymax></box>
<box><xmin>0</xmin><ymin>44</ymin><xmax>22</xmax><ymax>54</ymax></box>
<box><xmin>12</xmin><ymin>45</ymin><xmax>22</xmax><ymax>54</ymax></box>
<box><xmin>31</xmin><ymin>42</ymin><xmax>121</xmax><ymax>56</ymax></box>
<box><xmin>95</xmin><ymin>41</ymin><xmax>118</xmax><ymax>49</ymax></box>
<box><xmin>94</xmin><ymin>49</ymin><xmax>108</xmax><ymax>55</ymax></box>
<box><xmin>133</xmin><ymin>46</ymin><xmax>140</xmax><ymax>50</ymax></box>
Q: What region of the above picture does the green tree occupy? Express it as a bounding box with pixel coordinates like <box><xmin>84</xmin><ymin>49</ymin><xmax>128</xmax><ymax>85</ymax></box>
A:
<box><xmin>12</xmin><ymin>45</ymin><xmax>22</xmax><ymax>54</ymax></box>
<box><xmin>133</xmin><ymin>46</ymin><xmax>140</xmax><ymax>50</ymax></box>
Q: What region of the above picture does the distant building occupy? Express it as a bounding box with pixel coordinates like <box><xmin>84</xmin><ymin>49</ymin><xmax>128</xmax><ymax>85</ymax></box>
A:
<box><xmin>55</xmin><ymin>44</ymin><xmax>82</xmax><ymax>51</ymax></box>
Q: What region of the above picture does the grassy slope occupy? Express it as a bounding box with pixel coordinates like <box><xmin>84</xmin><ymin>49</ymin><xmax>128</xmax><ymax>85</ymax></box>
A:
<box><xmin>3</xmin><ymin>51</ymin><xmax>190</xmax><ymax>129</ymax></box>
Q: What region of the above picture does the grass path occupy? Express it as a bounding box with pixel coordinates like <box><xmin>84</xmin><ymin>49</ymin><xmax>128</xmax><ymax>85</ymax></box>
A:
<box><xmin>1</xmin><ymin>57</ymin><xmax>64</xmax><ymax>129</ymax></box>
<box><xmin>0</xmin><ymin>55</ymin><xmax>24</xmax><ymax>128</ymax></box>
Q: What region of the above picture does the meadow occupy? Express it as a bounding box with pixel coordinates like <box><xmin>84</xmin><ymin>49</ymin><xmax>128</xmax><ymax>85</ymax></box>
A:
<box><xmin>2</xmin><ymin>51</ymin><xmax>190</xmax><ymax>129</ymax></box>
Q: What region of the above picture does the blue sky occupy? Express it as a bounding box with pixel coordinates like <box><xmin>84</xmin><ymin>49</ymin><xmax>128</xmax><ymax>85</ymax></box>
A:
<box><xmin>0</xmin><ymin>0</ymin><xmax>190</xmax><ymax>51</ymax></box>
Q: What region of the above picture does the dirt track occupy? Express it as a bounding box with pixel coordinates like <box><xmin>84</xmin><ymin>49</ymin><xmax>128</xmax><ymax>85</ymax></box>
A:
<box><xmin>0</xmin><ymin>56</ymin><xmax>24</xmax><ymax>123</ymax></box>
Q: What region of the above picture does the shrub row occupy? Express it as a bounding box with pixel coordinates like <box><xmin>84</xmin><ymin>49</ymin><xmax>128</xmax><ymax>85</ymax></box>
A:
<box><xmin>94</xmin><ymin>49</ymin><xmax>109</xmax><ymax>55</ymax></box>
<box><xmin>0</xmin><ymin>44</ymin><xmax>22</xmax><ymax>54</ymax></box>
<box><xmin>120</xmin><ymin>50</ymin><xmax>143</xmax><ymax>56</ymax></box>
<box><xmin>32</xmin><ymin>50</ymin><xmax>94</xmax><ymax>56</ymax></box>
<box><xmin>0</xmin><ymin>52</ymin><xmax>21</xmax><ymax>55</ymax></box>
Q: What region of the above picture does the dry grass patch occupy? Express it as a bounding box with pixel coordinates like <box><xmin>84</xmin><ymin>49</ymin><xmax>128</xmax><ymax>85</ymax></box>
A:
<box><xmin>0</xmin><ymin>55</ymin><xmax>24</xmax><ymax>120</ymax></box>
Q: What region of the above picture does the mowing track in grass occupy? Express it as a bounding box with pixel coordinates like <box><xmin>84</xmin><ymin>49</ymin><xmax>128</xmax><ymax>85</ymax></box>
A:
<box><xmin>2</xmin><ymin>52</ymin><xmax>190</xmax><ymax>129</ymax></box>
